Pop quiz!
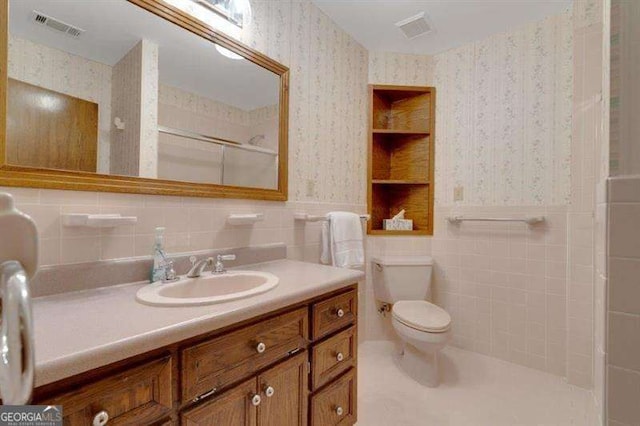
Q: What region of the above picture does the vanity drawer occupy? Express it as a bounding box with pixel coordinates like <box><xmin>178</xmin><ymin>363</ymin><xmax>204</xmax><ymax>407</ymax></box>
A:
<box><xmin>311</xmin><ymin>289</ymin><xmax>357</xmax><ymax>340</ymax></box>
<box><xmin>182</xmin><ymin>307</ymin><xmax>308</xmax><ymax>403</ymax></box>
<box><xmin>44</xmin><ymin>356</ymin><xmax>173</xmax><ymax>426</ymax></box>
<box><xmin>311</xmin><ymin>326</ymin><xmax>357</xmax><ymax>391</ymax></box>
<box><xmin>310</xmin><ymin>368</ymin><xmax>357</xmax><ymax>426</ymax></box>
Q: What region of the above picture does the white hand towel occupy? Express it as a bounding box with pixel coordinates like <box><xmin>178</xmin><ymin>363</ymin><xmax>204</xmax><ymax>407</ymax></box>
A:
<box><xmin>321</xmin><ymin>212</ymin><xmax>364</xmax><ymax>268</ymax></box>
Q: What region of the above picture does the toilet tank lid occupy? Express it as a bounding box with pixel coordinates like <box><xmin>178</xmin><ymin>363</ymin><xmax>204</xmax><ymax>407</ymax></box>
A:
<box><xmin>371</xmin><ymin>255</ymin><xmax>433</xmax><ymax>266</ymax></box>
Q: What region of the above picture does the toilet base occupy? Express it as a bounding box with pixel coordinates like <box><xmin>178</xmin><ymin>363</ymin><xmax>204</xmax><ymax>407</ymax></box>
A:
<box><xmin>397</xmin><ymin>342</ymin><xmax>441</xmax><ymax>387</ymax></box>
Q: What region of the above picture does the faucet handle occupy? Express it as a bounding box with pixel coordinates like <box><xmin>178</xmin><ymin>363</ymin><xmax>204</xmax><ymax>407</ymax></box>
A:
<box><xmin>163</xmin><ymin>260</ymin><xmax>178</xmax><ymax>283</ymax></box>
<box><xmin>189</xmin><ymin>255</ymin><xmax>197</xmax><ymax>267</ymax></box>
<box><xmin>217</xmin><ymin>254</ymin><xmax>236</xmax><ymax>262</ymax></box>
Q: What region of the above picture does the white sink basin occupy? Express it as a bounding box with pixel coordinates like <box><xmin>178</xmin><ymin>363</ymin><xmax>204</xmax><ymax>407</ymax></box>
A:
<box><xmin>136</xmin><ymin>271</ymin><xmax>279</xmax><ymax>306</ymax></box>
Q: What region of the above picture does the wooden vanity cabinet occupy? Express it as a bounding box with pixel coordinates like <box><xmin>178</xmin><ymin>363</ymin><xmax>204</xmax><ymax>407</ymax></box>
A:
<box><xmin>34</xmin><ymin>285</ymin><xmax>358</xmax><ymax>426</ymax></box>
<box><xmin>181</xmin><ymin>307</ymin><xmax>308</xmax><ymax>403</ymax></box>
<box><xmin>182</xmin><ymin>352</ymin><xmax>308</xmax><ymax>426</ymax></box>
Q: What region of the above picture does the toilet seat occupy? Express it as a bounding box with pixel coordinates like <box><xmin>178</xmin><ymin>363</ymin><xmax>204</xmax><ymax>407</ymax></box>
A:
<box><xmin>392</xmin><ymin>300</ymin><xmax>451</xmax><ymax>333</ymax></box>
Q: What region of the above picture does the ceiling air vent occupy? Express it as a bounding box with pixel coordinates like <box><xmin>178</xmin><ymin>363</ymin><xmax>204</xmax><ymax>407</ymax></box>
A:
<box><xmin>31</xmin><ymin>10</ymin><xmax>85</xmax><ymax>39</ymax></box>
<box><xmin>395</xmin><ymin>12</ymin><xmax>432</xmax><ymax>40</ymax></box>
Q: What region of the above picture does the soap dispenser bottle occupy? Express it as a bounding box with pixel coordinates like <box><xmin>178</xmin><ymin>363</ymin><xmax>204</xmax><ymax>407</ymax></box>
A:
<box><xmin>150</xmin><ymin>227</ymin><xmax>168</xmax><ymax>283</ymax></box>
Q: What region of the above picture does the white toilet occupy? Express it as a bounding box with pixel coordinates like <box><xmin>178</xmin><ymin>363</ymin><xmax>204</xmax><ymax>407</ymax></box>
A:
<box><xmin>372</xmin><ymin>255</ymin><xmax>451</xmax><ymax>387</ymax></box>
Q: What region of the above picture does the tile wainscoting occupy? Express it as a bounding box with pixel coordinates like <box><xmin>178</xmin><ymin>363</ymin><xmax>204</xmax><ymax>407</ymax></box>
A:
<box><xmin>364</xmin><ymin>205</ymin><xmax>571</xmax><ymax>379</ymax></box>
<box><xmin>607</xmin><ymin>176</ymin><xmax>640</xmax><ymax>425</ymax></box>
<box><xmin>2</xmin><ymin>186</ymin><xmax>365</xmax><ymax>267</ymax></box>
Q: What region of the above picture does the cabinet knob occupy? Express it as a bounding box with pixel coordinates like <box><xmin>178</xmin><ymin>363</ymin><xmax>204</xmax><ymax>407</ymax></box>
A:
<box><xmin>256</xmin><ymin>342</ymin><xmax>266</xmax><ymax>353</ymax></box>
<box><xmin>264</xmin><ymin>385</ymin><xmax>275</xmax><ymax>397</ymax></box>
<box><xmin>251</xmin><ymin>394</ymin><xmax>262</xmax><ymax>406</ymax></box>
<box><xmin>93</xmin><ymin>410</ymin><xmax>109</xmax><ymax>426</ymax></box>
<box><xmin>335</xmin><ymin>406</ymin><xmax>344</xmax><ymax>416</ymax></box>
<box><xmin>336</xmin><ymin>308</ymin><xmax>345</xmax><ymax>318</ymax></box>
<box><xmin>336</xmin><ymin>352</ymin><xmax>344</xmax><ymax>362</ymax></box>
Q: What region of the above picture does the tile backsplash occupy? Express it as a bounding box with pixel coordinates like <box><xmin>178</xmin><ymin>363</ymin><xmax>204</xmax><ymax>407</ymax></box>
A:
<box><xmin>607</xmin><ymin>176</ymin><xmax>640</xmax><ymax>425</ymax></box>
<box><xmin>5</xmin><ymin>186</ymin><xmax>364</xmax><ymax>267</ymax></box>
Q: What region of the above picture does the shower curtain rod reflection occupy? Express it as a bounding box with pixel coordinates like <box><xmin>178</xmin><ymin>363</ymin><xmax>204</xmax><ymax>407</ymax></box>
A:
<box><xmin>158</xmin><ymin>126</ymin><xmax>279</xmax><ymax>156</ymax></box>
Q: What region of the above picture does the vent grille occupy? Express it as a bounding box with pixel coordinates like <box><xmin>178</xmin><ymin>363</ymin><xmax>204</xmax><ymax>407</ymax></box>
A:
<box><xmin>395</xmin><ymin>12</ymin><xmax>432</xmax><ymax>40</ymax></box>
<box><xmin>31</xmin><ymin>10</ymin><xmax>85</xmax><ymax>38</ymax></box>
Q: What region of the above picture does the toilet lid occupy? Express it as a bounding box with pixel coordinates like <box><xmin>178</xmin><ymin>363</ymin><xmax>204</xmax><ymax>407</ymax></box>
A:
<box><xmin>392</xmin><ymin>301</ymin><xmax>451</xmax><ymax>333</ymax></box>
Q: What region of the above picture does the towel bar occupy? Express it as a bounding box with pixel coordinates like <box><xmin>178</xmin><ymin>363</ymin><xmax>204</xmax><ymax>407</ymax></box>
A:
<box><xmin>294</xmin><ymin>212</ymin><xmax>370</xmax><ymax>222</ymax></box>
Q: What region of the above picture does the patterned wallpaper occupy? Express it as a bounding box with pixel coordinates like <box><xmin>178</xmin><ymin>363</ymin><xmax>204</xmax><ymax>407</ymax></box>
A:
<box><xmin>609</xmin><ymin>0</ymin><xmax>640</xmax><ymax>176</ymax></box>
<box><xmin>159</xmin><ymin>84</ymin><xmax>278</xmax><ymax>129</ymax></box>
<box><xmin>139</xmin><ymin>40</ymin><xmax>159</xmax><ymax>179</ymax></box>
<box><xmin>369</xmin><ymin>11</ymin><xmax>573</xmax><ymax>207</ymax></box>
<box><xmin>110</xmin><ymin>41</ymin><xmax>144</xmax><ymax>177</ymax></box>
<box><xmin>157</xmin><ymin>83</ymin><xmax>279</xmax><ymax>186</ymax></box>
<box><xmin>8</xmin><ymin>35</ymin><xmax>113</xmax><ymax>174</ymax></box>
<box><xmin>110</xmin><ymin>40</ymin><xmax>159</xmax><ymax>179</ymax></box>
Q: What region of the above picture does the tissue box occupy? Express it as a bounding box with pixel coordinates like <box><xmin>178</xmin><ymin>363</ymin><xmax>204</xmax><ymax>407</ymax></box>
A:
<box><xmin>383</xmin><ymin>219</ymin><xmax>413</xmax><ymax>231</ymax></box>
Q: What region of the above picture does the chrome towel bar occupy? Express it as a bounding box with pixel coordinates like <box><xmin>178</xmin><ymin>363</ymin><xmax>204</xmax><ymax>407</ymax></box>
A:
<box><xmin>447</xmin><ymin>216</ymin><xmax>545</xmax><ymax>226</ymax></box>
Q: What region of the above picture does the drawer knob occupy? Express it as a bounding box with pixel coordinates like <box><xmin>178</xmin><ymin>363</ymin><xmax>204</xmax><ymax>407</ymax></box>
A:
<box><xmin>93</xmin><ymin>410</ymin><xmax>109</xmax><ymax>426</ymax></box>
<box><xmin>251</xmin><ymin>394</ymin><xmax>262</xmax><ymax>406</ymax></box>
<box><xmin>336</xmin><ymin>308</ymin><xmax>345</xmax><ymax>318</ymax></box>
<box><xmin>336</xmin><ymin>352</ymin><xmax>344</xmax><ymax>362</ymax></box>
<box><xmin>335</xmin><ymin>406</ymin><xmax>344</xmax><ymax>416</ymax></box>
<box><xmin>264</xmin><ymin>385</ymin><xmax>275</xmax><ymax>397</ymax></box>
<box><xmin>256</xmin><ymin>342</ymin><xmax>267</xmax><ymax>353</ymax></box>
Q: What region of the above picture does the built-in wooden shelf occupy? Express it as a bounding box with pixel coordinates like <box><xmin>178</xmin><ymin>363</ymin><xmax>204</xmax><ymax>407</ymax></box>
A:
<box><xmin>368</xmin><ymin>229</ymin><xmax>431</xmax><ymax>236</ymax></box>
<box><xmin>372</xmin><ymin>129</ymin><xmax>430</xmax><ymax>135</ymax></box>
<box><xmin>367</xmin><ymin>85</ymin><xmax>435</xmax><ymax>236</ymax></box>
<box><xmin>372</xmin><ymin>179</ymin><xmax>429</xmax><ymax>185</ymax></box>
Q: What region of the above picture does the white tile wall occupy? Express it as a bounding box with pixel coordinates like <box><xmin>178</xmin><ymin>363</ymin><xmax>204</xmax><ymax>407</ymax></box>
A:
<box><xmin>607</xmin><ymin>176</ymin><xmax>640</xmax><ymax>426</ymax></box>
<box><xmin>363</xmin><ymin>206</ymin><xmax>570</xmax><ymax>376</ymax></box>
<box><xmin>4</xmin><ymin>186</ymin><xmax>365</xmax><ymax>268</ymax></box>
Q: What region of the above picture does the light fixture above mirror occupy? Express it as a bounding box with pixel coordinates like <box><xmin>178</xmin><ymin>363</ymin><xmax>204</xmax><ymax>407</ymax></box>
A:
<box><xmin>193</xmin><ymin>0</ymin><xmax>251</xmax><ymax>28</ymax></box>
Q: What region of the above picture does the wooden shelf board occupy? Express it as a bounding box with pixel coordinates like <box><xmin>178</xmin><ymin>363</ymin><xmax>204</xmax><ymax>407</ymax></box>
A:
<box><xmin>371</xmin><ymin>180</ymin><xmax>429</xmax><ymax>185</ymax></box>
<box><xmin>368</xmin><ymin>229</ymin><xmax>431</xmax><ymax>236</ymax></box>
<box><xmin>371</xmin><ymin>86</ymin><xmax>432</xmax><ymax>102</ymax></box>
<box><xmin>372</xmin><ymin>129</ymin><xmax>429</xmax><ymax>135</ymax></box>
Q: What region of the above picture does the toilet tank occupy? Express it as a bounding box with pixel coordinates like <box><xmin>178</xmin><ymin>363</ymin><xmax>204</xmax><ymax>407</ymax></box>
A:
<box><xmin>371</xmin><ymin>256</ymin><xmax>433</xmax><ymax>303</ymax></box>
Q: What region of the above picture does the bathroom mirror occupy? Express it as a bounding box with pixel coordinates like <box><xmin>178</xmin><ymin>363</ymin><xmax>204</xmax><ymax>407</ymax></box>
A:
<box><xmin>0</xmin><ymin>0</ymin><xmax>289</xmax><ymax>200</ymax></box>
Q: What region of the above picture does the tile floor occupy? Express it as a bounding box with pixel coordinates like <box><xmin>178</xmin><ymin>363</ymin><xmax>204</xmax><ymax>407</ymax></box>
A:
<box><xmin>357</xmin><ymin>341</ymin><xmax>600</xmax><ymax>426</ymax></box>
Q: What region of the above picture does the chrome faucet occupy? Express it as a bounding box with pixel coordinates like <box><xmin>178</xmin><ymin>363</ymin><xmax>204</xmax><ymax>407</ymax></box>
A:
<box><xmin>187</xmin><ymin>256</ymin><xmax>214</xmax><ymax>278</ymax></box>
<box><xmin>213</xmin><ymin>254</ymin><xmax>236</xmax><ymax>274</ymax></box>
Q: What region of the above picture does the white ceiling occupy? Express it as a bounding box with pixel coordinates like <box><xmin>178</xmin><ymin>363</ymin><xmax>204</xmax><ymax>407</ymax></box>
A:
<box><xmin>312</xmin><ymin>0</ymin><xmax>572</xmax><ymax>55</ymax></box>
<box><xmin>9</xmin><ymin>0</ymin><xmax>279</xmax><ymax>111</ymax></box>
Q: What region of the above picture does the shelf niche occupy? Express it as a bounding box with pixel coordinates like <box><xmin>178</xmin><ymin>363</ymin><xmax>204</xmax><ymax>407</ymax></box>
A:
<box><xmin>368</xmin><ymin>85</ymin><xmax>435</xmax><ymax>236</ymax></box>
<box><xmin>372</xmin><ymin>133</ymin><xmax>430</xmax><ymax>182</ymax></box>
<box><xmin>372</xmin><ymin>88</ymin><xmax>432</xmax><ymax>133</ymax></box>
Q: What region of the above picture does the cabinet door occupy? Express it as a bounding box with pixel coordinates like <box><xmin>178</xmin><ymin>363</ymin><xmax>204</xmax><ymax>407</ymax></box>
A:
<box><xmin>257</xmin><ymin>352</ymin><xmax>308</xmax><ymax>426</ymax></box>
<box><xmin>181</xmin><ymin>378</ymin><xmax>258</xmax><ymax>426</ymax></box>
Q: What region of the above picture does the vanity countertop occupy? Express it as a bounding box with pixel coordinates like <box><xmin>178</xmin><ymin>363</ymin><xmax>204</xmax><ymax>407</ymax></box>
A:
<box><xmin>32</xmin><ymin>259</ymin><xmax>363</xmax><ymax>387</ymax></box>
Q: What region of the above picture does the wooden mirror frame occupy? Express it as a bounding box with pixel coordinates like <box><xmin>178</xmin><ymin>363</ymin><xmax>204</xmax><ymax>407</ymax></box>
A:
<box><xmin>0</xmin><ymin>0</ymin><xmax>289</xmax><ymax>201</ymax></box>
